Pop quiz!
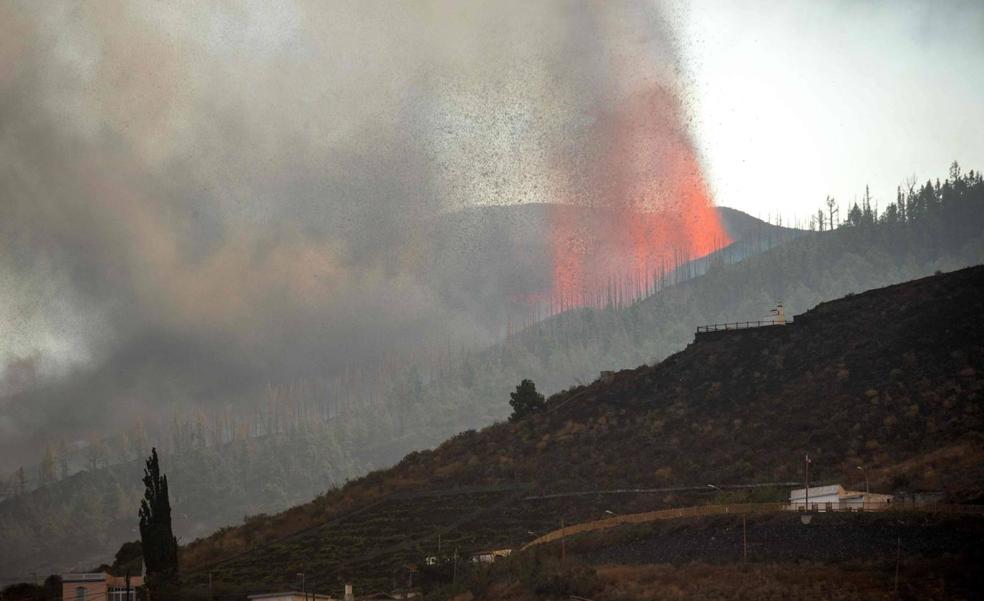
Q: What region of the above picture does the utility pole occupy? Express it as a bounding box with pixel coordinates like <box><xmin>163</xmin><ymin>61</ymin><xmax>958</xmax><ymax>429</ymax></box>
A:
<box><xmin>895</xmin><ymin>537</ymin><xmax>901</xmax><ymax>596</ymax></box>
<box><xmin>208</xmin><ymin>572</ymin><xmax>213</xmax><ymax>601</ymax></box>
<box><xmin>804</xmin><ymin>454</ymin><xmax>811</xmax><ymax>509</ymax></box>
<box><xmin>742</xmin><ymin>515</ymin><xmax>747</xmax><ymax>562</ymax></box>
<box><xmin>857</xmin><ymin>465</ymin><xmax>869</xmax><ymax>493</ymax></box>
<box><xmin>560</xmin><ymin>518</ymin><xmax>566</xmax><ymax>562</ymax></box>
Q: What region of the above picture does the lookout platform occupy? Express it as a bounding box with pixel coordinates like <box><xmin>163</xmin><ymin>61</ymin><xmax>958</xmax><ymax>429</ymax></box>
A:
<box><xmin>695</xmin><ymin>303</ymin><xmax>787</xmax><ymax>341</ymax></box>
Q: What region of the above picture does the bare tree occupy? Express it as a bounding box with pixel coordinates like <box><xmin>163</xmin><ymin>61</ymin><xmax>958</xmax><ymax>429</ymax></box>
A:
<box><xmin>825</xmin><ymin>195</ymin><xmax>839</xmax><ymax>229</ymax></box>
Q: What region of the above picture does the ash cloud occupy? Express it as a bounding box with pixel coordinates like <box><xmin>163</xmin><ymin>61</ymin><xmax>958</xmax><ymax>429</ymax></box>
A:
<box><xmin>0</xmin><ymin>1</ymin><xmax>697</xmax><ymax>466</ymax></box>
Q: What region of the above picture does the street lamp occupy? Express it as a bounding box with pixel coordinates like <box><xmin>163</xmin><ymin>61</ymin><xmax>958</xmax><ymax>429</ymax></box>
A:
<box><xmin>804</xmin><ymin>454</ymin><xmax>812</xmax><ymax>508</ymax></box>
<box><xmin>707</xmin><ymin>484</ymin><xmax>722</xmax><ymax>493</ymax></box>
<box><xmin>604</xmin><ymin>510</ymin><xmax>616</xmax><ymax>516</ymax></box>
<box><xmin>857</xmin><ymin>465</ymin><xmax>869</xmax><ymax>495</ymax></box>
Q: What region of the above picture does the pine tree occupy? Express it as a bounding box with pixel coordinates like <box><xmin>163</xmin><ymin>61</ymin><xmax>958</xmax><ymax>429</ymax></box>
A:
<box><xmin>847</xmin><ymin>202</ymin><xmax>863</xmax><ymax>227</ymax></box>
<box><xmin>508</xmin><ymin>379</ymin><xmax>546</xmax><ymax>421</ymax></box>
<box><xmin>896</xmin><ymin>186</ymin><xmax>907</xmax><ymax>223</ymax></box>
<box><xmin>138</xmin><ymin>448</ymin><xmax>178</xmax><ymax>578</ymax></box>
<box><xmin>862</xmin><ymin>185</ymin><xmax>874</xmax><ymax>225</ymax></box>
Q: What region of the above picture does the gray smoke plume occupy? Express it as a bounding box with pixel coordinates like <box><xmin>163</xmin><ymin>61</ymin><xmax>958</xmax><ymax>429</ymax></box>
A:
<box><xmin>0</xmin><ymin>1</ymin><xmax>689</xmax><ymax>468</ymax></box>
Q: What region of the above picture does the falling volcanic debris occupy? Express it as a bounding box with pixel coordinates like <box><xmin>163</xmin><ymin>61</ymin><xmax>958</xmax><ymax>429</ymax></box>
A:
<box><xmin>546</xmin><ymin>6</ymin><xmax>730</xmax><ymax>311</ymax></box>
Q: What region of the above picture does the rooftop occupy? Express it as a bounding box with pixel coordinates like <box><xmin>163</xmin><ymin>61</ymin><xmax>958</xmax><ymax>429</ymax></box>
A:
<box><xmin>62</xmin><ymin>574</ymin><xmax>107</xmax><ymax>583</ymax></box>
<box><xmin>789</xmin><ymin>484</ymin><xmax>845</xmax><ymax>499</ymax></box>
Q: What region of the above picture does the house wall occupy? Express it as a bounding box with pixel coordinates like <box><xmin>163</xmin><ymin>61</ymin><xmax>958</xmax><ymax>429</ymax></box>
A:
<box><xmin>62</xmin><ymin>580</ymin><xmax>105</xmax><ymax>601</ymax></box>
<box><xmin>790</xmin><ymin>492</ymin><xmax>841</xmax><ymax>508</ymax></box>
<box><xmin>842</xmin><ymin>493</ymin><xmax>893</xmax><ymax>509</ymax></box>
<box><xmin>106</xmin><ymin>575</ymin><xmax>143</xmax><ymax>588</ymax></box>
<box><xmin>62</xmin><ymin>573</ymin><xmax>142</xmax><ymax>601</ymax></box>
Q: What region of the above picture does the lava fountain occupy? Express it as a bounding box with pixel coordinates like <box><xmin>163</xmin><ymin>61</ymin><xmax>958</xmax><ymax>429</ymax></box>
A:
<box><xmin>548</xmin><ymin>81</ymin><xmax>730</xmax><ymax>311</ymax></box>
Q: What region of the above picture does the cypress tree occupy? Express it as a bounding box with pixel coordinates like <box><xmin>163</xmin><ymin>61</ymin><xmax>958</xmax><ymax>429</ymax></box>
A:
<box><xmin>139</xmin><ymin>448</ymin><xmax>178</xmax><ymax>578</ymax></box>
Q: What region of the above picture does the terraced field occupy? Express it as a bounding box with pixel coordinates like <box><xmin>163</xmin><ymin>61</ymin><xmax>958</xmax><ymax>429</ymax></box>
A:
<box><xmin>180</xmin><ymin>487</ymin><xmax>525</xmax><ymax>595</ymax></box>
<box><xmin>180</xmin><ymin>486</ymin><xmax>730</xmax><ymax>597</ymax></box>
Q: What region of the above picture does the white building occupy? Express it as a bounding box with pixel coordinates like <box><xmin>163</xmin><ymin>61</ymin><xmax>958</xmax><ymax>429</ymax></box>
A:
<box><xmin>789</xmin><ymin>484</ymin><xmax>893</xmax><ymax>510</ymax></box>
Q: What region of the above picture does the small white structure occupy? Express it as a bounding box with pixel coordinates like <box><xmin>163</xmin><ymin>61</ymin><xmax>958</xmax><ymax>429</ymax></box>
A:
<box><xmin>770</xmin><ymin>302</ymin><xmax>786</xmax><ymax>325</ymax></box>
<box><xmin>470</xmin><ymin>548</ymin><xmax>512</xmax><ymax>564</ymax></box>
<box><xmin>789</xmin><ymin>484</ymin><xmax>893</xmax><ymax>510</ymax></box>
<box><xmin>248</xmin><ymin>592</ymin><xmax>335</xmax><ymax>601</ymax></box>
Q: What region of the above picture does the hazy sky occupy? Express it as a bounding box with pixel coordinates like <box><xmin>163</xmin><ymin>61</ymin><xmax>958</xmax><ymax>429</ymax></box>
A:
<box><xmin>674</xmin><ymin>0</ymin><xmax>984</xmax><ymax>224</ymax></box>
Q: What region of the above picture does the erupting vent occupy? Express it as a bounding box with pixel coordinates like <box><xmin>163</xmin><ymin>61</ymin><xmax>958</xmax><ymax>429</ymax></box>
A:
<box><xmin>546</xmin><ymin>85</ymin><xmax>731</xmax><ymax>311</ymax></box>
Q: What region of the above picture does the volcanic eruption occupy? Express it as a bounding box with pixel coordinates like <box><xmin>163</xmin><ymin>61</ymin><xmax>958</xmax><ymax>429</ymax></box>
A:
<box><xmin>546</xmin><ymin>10</ymin><xmax>730</xmax><ymax>311</ymax></box>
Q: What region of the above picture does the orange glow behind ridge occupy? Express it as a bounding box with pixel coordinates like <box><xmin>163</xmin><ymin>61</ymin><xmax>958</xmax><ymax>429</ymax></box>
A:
<box><xmin>547</xmin><ymin>85</ymin><xmax>731</xmax><ymax>311</ymax></box>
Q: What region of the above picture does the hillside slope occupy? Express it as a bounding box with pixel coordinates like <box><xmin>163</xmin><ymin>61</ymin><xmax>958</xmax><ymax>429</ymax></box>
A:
<box><xmin>5</xmin><ymin>171</ymin><xmax>982</xmax><ymax>576</ymax></box>
<box><xmin>180</xmin><ymin>266</ymin><xmax>984</xmax><ymax>596</ymax></box>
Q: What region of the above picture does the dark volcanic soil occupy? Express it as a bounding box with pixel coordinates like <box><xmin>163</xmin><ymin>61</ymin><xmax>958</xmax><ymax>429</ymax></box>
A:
<box><xmin>573</xmin><ymin>512</ymin><xmax>984</xmax><ymax>565</ymax></box>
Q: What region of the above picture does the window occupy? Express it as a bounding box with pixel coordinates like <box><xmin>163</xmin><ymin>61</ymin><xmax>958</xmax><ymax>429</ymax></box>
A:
<box><xmin>75</xmin><ymin>587</ymin><xmax>86</xmax><ymax>601</ymax></box>
<box><xmin>109</xmin><ymin>587</ymin><xmax>135</xmax><ymax>601</ymax></box>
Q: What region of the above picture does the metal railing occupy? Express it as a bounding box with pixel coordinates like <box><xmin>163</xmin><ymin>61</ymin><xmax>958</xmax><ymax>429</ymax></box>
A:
<box><xmin>696</xmin><ymin>320</ymin><xmax>784</xmax><ymax>333</ymax></box>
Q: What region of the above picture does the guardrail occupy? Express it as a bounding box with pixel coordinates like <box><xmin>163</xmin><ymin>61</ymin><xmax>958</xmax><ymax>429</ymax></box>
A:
<box><xmin>696</xmin><ymin>320</ymin><xmax>784</xmax><ymax>333</ymax></box>
<box><xmin>521</xmin><ymin>502</ymin><xmax>984</xmax><ymax>550</ymax></box>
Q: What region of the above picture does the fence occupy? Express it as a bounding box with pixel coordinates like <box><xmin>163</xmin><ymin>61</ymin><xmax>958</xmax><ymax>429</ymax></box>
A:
<box><xmin>521</xmin><ymin>502</ymin><xmax>984</xmax><ymax>550</ymax></box>
<box><xmin>696</xmin><ymin>320</ymin><xmax>784</xmax><ymax>333</ymax></box>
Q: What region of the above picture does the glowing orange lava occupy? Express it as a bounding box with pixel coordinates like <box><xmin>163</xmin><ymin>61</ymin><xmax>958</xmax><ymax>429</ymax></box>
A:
<box><xmin>547</xmin><ymin>85</ymin><xmax>730</xmax><ymax>311</ymax></box>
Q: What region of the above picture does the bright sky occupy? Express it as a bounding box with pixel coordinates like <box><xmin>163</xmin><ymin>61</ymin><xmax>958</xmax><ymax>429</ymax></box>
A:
<box><xmin>673</xmin><ymin>0</ymin><xmax>984</xmax><ymax>224</ymax></box>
